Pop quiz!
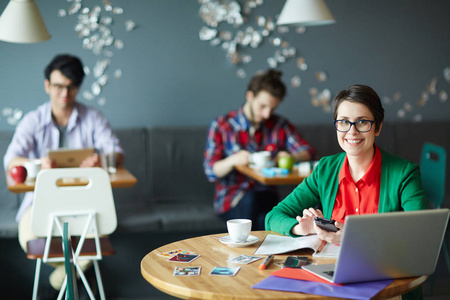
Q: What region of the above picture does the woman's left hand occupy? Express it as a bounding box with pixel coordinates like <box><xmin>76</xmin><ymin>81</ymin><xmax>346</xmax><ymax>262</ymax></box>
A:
<box><xmin>314</xmin><ymin>221</ymin><xmax>344</xmax><ymax>244</ymax></box>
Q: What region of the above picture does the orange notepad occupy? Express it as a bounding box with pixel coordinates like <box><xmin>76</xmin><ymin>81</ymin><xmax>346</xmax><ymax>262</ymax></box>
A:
<box><xmin>271</xmin><ymin>267</ymin><xmax>343</xmax><ymax>286</ymax></box>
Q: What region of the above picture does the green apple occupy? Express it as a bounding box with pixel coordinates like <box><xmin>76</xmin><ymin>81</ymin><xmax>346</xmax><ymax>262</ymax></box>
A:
<box><xmin>278</xmin><ymin>156</ymin><xmax>295</xmax><ymax>170</ymax></box>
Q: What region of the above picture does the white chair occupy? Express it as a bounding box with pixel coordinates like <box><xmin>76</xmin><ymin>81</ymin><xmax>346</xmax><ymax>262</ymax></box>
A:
<box><xmin>26</xmin><ymin>167</ymin><xmax>117</xmax><ymax>300</ymax></box>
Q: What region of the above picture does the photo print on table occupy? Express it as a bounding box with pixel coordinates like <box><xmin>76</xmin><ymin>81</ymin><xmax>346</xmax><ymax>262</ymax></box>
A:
<box><xmin>158</xmin><ymin>249</ymin><xmax>196</xmax><ymax>259</ymax></box>
<box><xmin>173</xmin><ymin>266</ymin><xmax>201</xmax><ymax>276</ymax></box>
<box><xmin>210</xmin><ymin>267</ymin><xmax>240</xmax><ymax>276</ymax></box>
<box><xmin>168</xmin><ymin>254</ymin><xmax>200</xmax><ymax>263</ymax></box>
<box><xmin>227</xmin><ymin>255</ymin><xmax>263</xmax><ymax>264</ymax></box>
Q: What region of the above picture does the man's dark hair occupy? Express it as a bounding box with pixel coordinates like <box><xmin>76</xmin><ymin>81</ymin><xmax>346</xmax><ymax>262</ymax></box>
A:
<box><xmin>44</xmin><ymin>54</ymin><xmax>85</xmax><ymax>87</ymax></box>
<box><xmin>247</xmin><ymin>69</ymin><xmax>286</xmax><ymax>100</ymax></box>
<box><xmin>332</xmin><ymin>84</ymin><xmax>385</xmax><ymax>133</ymax></box>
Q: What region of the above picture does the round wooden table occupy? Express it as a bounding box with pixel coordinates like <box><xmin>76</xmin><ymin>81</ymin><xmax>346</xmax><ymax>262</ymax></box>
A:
<box><xmin>141</xmin><ymin>231</ymin><xmax>427</xmax><ymax>299</ymax></box>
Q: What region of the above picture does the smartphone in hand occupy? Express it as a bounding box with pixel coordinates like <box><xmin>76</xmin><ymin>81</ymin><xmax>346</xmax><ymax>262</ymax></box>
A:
<box><xmin>314</xmin><ymin>217</ymin><xmax>339</xmax><ymax>232</ymax></box>
<box><xmin>284</xmin><ymin>256</ymin><xmax>309</xmax><ymax>268</ymax></box>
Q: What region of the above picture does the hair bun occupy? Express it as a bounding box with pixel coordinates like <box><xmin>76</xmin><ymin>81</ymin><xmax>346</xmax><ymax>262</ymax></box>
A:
<box><xmin>266</xmin><ymin>69</ymin><xmax>282</xmax><ymax>79</ymax></box>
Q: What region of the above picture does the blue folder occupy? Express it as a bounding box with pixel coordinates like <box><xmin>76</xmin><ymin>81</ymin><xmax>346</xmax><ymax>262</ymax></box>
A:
<box><xmin>252</xmin><ymin>275</ymin><xmax>393</xmax><ymax>300</ymax></box>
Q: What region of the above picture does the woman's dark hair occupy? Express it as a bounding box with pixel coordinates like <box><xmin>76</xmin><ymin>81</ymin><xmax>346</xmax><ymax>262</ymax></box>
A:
<box><xmin>44</xmin><ymin>54</ymin><xmax>85</xmax><ymax>87</ymax></box>
<box><xmin>332</xmin><ymin>84</ymin><xmax>384</xmax><ymax>132</ymax></box>
<box><xmin>247</xmin><ymin>69</ymin><xmax>286</xmax><ymax>100</ymax></box>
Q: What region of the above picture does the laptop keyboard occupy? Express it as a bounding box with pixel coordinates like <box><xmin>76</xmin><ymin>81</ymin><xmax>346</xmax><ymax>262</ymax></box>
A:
<box><xmin>324</xmin><ymin>271</ymin><xmax>335</xmax><ymax>277</ymax></box>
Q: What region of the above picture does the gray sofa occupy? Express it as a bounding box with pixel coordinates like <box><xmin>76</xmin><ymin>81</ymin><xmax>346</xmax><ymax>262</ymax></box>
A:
<box><xmin>1</xmin><ymin>121</ymin><xmax>449</xmax><ymax>238</ymax></box>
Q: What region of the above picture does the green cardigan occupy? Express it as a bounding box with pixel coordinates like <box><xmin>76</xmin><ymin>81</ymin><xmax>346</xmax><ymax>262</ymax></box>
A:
<box><xmin>265</xmin><ymin>148</ymin><xmax>429</xmax><ymax>236</ymax></box>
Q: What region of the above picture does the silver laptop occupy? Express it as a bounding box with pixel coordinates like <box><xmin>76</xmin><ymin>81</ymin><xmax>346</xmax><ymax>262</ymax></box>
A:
<box><xmin>302</xmin><ymin>209</ymin><xmax>449</xmax><ymax>284</ymax></box>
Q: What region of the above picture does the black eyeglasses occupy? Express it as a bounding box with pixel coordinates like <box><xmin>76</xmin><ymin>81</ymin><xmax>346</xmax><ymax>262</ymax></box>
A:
<box><xmin>333</xmin><ymin>120</ymin><xmax>375</xmax><ymax>133</ymax></box>
<box><xmin>50</xmin><ymin>83</ymin><xmax>78</xmax><ymax>93</ymax></box>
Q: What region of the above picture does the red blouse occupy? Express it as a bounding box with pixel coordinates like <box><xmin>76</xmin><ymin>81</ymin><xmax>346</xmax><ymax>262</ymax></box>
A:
<box><xmin>331</xmin><ymin>146</ymin><xmax>381</xmax><ymax>224</ymax></box>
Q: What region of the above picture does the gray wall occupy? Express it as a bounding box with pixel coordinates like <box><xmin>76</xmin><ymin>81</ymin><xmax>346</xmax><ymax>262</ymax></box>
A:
<box><xmin>0</xmin><ymin>0</ymin><xmax>449</xmax><ymax>131</ymax></box>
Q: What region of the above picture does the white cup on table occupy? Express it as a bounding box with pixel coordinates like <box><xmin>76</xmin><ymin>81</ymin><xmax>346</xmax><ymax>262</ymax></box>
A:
<box><xmin>298</xmin><ymin>161</ymin><xmax>311</xmax><ymax>176</ymax></box>
<box><xmin>24</xmin><ymin>159</ymin><xmax>41</xmax><ymax>179</ymax></box>
<box><xmin>227</xmin><ymin>219</ymin><xmax>252</xmax><ymax>243</ymax></box>
<box><xmin>249</xmin><ymin>151</ymin><xmax>271</xmax><ymax>168</ymax></box>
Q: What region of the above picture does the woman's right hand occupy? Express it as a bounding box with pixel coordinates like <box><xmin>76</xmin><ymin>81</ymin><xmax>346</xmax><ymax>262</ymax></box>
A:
<box><xmin>291</xmin><ymin>208</ymin><xmax>323</xmax><ymax>236</ymax></box>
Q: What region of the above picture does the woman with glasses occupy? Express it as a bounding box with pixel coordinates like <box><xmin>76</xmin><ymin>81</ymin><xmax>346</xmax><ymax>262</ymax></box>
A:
<box><xmin>265</xmin><ymin>84</ymin><xmax>428</xmax><ymax>244</ymax></box>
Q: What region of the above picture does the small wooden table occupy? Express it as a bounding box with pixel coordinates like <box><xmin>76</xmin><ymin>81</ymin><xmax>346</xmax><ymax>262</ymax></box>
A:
<box><xmin>141</xmin><ymin>231</ymin><xmax>427</xmax><ymax>299</ymax></box>
<box><xmin>6</xmin><ymin>167</ymin><xmax>137</xmax><ymax>193</ymax></box>
<box><xmin>235</xmin><ymin>164</ymin><xmax>308</xmax><ymax>185</ymax></box>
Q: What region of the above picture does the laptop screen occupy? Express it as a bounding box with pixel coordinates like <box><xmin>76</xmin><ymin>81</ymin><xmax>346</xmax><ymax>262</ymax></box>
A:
<box><xmin>333</xmin><ymin>209</ymin><xmax>449</xmax><ymax>283</ymax></box>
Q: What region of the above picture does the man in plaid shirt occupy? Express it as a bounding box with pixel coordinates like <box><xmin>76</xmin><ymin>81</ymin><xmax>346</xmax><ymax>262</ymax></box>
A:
<box><xmin>203</xmin><ymin>69</ymin><xmax>315</xmax><ymax>230</ymax></box>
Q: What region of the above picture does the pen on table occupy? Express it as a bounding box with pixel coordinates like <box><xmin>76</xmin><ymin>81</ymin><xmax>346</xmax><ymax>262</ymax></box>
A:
<box><xmin>317</xmin><ymin>240</ymin><xmax>327</xmax><ymax>253</ymax></box>
<box><xmin>258</xmin><ymin>254</ymin><xmax>274</xmax><ymax>270</ymax></box>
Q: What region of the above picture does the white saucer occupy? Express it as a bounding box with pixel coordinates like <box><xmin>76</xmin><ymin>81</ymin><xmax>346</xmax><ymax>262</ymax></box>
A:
<box><xmin>219</xmin><ymin>235</ymin><xmax>260</xmax><ymax>247</ymax></box>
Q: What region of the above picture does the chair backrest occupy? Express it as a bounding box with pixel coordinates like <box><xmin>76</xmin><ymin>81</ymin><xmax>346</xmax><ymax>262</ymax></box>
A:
<box><xmin>31</xmin><ymin>167</ymin><xmax>117</xmax><ymax>237</ymax></box>
<box><xmin>420</xmin><ymin>142</ymin><xmax>447</xmax><ymax>208</ymax></box>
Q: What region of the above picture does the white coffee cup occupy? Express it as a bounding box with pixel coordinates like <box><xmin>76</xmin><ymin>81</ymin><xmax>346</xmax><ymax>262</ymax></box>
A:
<box><xmin>227</xmin><ymin>219</ymin><xmax>252</xmax><ymax>243</ymax></box>
<box><xmin>24</xmin><ymin>160</ymin><xmax>42</xmax><ymax>179</ymax></box>
<box><xmin>298</xmin><ymin>161</ymin><xmax>320</xmax><ymax>176</ymax></box>
<box><xmin>249</xmin><ymin>151</ymin><xmax>271</xmax><ymax>168</ymax></box>
<box><xmin>298</xmin><ymin>161</ymin><xmax>311</xmax><ymax>176</ymax></box>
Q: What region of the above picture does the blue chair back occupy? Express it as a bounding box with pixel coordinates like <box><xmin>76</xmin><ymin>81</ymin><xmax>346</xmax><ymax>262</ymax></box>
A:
<box><xmin>420</xmin><ymin>142</ymin><xmax>446</xmax><ymax>208</ymax></box>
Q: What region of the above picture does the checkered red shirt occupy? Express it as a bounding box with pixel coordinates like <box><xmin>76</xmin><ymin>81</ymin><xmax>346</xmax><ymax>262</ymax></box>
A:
<box><xmin>203</xmin><ymin>107</ymin><xmax>315</xmax><ymax>214</ymax></box>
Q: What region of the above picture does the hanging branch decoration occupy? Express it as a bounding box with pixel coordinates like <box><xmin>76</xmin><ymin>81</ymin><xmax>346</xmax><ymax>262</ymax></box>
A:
<box><xmin>2</xmin><ymin>1</ymin><xmax>447</xmax><ymax>125</ymax></box>
<box><xmin>198</xmin><ymin>0</ymin><xmax>332</xmax><ymax>112</ymax></box>
<box><xmin>197</xmin><ymin>0</ymin><xmax>449</xmax><ymax>121</ymax></box>
<box><xmin>382</xmin><ymin>75</ymin><xmax>449</xmax><ymax>122</ymax></box>
<box><xmin>1</xmin><ymin>107</ymin><xmax>23</xmax><ymax>126</ymax></box>
<box><xmin>57</xmin><ymin>0</ymin><xmax>137</xmax><ymax>107</ymax></box>
<box><xmin>2</xmin><ymin>0</ymin><xmax>136</xmax><ymax>126</ymax></box>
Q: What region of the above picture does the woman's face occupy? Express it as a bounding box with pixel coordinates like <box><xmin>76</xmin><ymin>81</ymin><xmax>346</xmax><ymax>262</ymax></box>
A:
<box><xmin>336</xmin><ymin>100</ymin><xmax>382</xmax><ymax>160</ymax></box>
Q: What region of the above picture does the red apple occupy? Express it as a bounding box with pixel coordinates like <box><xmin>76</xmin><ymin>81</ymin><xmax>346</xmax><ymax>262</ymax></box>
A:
<box><xmin>10</xmin><ymin>166</ymin><xmax>27</xmax><ymax>183</ymax></box>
